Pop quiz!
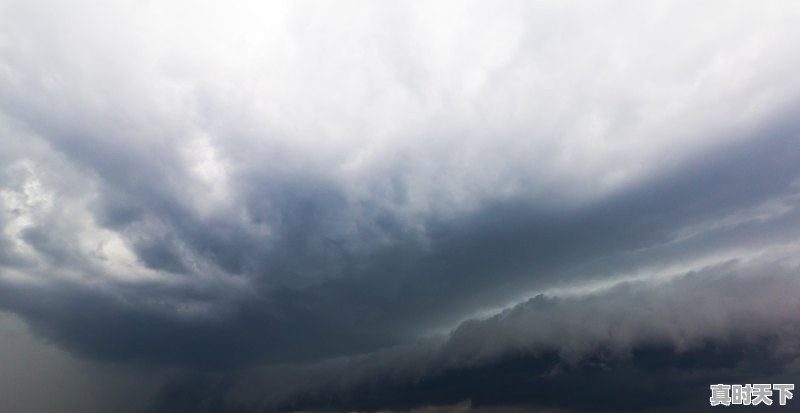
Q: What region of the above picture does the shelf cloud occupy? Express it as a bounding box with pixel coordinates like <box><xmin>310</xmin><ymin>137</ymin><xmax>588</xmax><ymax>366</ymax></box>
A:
<box><xmin>1</xmin><ymin>1</ymin><xmax>799</xmax><ymax>412</ymax></box>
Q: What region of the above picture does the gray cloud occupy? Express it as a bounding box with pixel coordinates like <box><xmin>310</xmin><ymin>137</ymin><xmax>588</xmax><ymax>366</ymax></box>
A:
<box><xmin>214</xmin><ymin>256</ymin><xmax>800</xmax><ymax>412</ymax></box>
<box><xmin>1</xmin><ymin>1</ymin><xmax>800</xmax><ymax>412</ymax></box>
<box><xmin>3</xmin><ymin>117</ymin><xmax>798</xmax><ymax>368</ymax></box>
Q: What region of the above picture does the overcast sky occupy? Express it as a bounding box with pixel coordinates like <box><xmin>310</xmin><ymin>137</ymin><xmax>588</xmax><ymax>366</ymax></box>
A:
<box><xmin>1</xmin><ymin>1</ymin><xmax>800</xmax><ymax>412</ymax></box>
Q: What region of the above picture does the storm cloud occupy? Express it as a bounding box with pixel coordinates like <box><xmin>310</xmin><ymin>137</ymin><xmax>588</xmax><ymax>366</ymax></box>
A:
<box><xmin>1</xmin><ymin>1</ymin><xmax>800</xmax><ymax>412</ymax></box>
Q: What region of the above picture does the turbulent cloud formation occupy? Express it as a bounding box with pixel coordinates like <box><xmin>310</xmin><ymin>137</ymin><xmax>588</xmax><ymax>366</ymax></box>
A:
<box><xmin>1</xmin><ymin>1</ymin><xmax>799</xmax><ymax>412</ymax></box>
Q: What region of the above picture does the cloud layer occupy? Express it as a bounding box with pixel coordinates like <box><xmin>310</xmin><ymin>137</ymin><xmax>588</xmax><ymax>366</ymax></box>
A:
<box><xmin>1</xmin><ymin>1</ymin><xmax>800</xmax><ymax>412</ymax></box>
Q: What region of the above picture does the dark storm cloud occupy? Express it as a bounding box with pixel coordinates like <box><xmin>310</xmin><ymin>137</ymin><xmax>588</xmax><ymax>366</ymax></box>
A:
<box><xmin>2</xmin><ymin>1</ymin><xmax>800</xmax><ymax>412</ymax></box>
<box><xmin>153</xmin><ymin>258</ymin><xmax>800</xmax><ymax>412</ymax></box>
<box><xmin>2</xmin><ymin>109</ymin><xmax>799</xmax><ymax>368</ymax></box>
<box><xmin>275</xmin><ymin>345</ymin><xmax>782</xmax><ymax>413</ymax></box>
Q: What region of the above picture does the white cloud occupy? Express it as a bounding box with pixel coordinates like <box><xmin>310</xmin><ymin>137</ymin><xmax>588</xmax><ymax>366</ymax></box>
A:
<box><xmin>3</xmin><ymin>1</ymin><xmax>800</xmax><ymax>214</ymax></box>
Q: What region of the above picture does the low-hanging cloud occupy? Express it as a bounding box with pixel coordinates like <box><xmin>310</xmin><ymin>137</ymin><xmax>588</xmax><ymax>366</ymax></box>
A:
<box><xmin>1</xmin><ymin>1</ymin><xmax>800</xmax><ymax>412</ymax></box>
<box><xmin>215</xmin><ymin>255</ymin><xmax>800</xmax><ymax>412</ymax></box>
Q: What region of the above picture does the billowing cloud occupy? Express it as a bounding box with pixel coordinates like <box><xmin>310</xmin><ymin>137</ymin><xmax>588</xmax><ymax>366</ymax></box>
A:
<box><xmin>1</xmin><ymin>1</ymin><xmax>799</xmax><ymax>412</ymax></box>
<box><xmin>213</xmin><ymin>255</ymin><xmax>800</xmax><ymax>412</ymax></box>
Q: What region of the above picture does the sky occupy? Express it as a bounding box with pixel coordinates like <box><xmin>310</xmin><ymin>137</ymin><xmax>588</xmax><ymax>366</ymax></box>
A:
<box><xmin>1</xmin><ymin>1</ymin><xmax>800</xmax><ymax>412</ymax></box>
